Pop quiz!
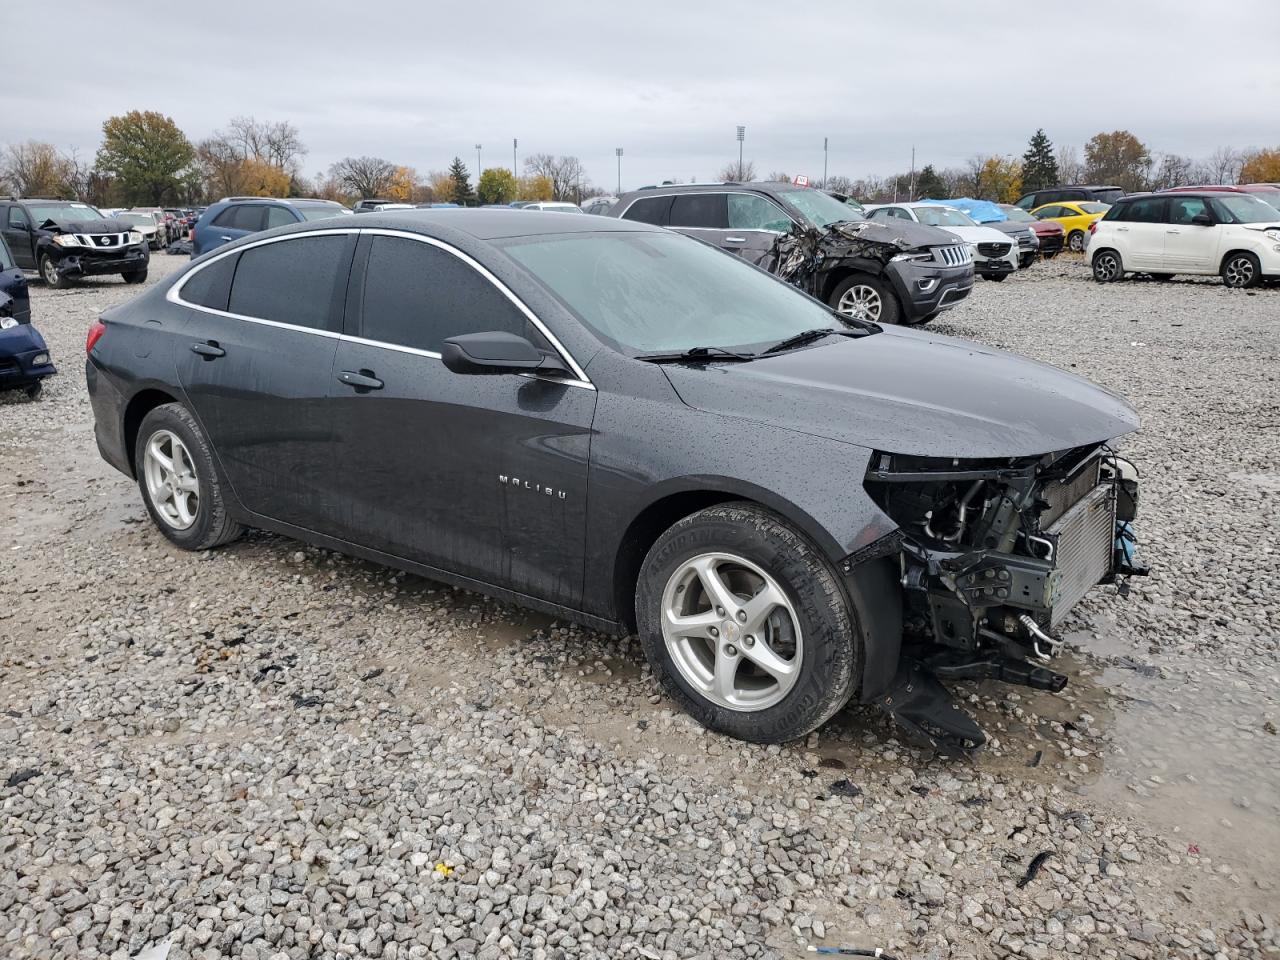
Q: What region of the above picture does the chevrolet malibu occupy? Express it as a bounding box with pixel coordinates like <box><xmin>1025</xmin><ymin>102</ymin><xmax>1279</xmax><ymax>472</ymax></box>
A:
<box><xmin>86</xmin><ymin>211</ymin><xmax>1143</xmax><ymax>751</ymax></box>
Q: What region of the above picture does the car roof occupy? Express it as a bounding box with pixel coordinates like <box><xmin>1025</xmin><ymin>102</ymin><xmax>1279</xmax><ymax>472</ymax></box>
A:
<box><xmin>283</xmin><ymin>208</ymin><xmax>665</xmax><ymax>241</ymax></box>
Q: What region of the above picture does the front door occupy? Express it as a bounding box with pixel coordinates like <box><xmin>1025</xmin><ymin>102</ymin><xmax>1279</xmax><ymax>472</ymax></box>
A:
<box><xmin>174</xmin><ymin>233</ymin><xmax>357</xmax><ymax>530</ymax></box>
<box><xmin>328</xmin><ymin>232</ymin><xmax>596</xmax><ymax>607</ymax></box>
<box><xmin>2</xmin><ymin>206</ymin><xmax>35</xmax><ymax>270</ymax></box>
<box><xmin>1164</xmin><ymin>196</ymin><xmax>1220</xmax><ymax>272</ymax></box>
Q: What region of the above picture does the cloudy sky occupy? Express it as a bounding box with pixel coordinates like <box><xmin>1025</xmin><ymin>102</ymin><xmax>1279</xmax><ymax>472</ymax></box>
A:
<box><xmin>5</xmin><ymin>0</ymin><xmax>1277</xmax><ymax>191</ymax></box>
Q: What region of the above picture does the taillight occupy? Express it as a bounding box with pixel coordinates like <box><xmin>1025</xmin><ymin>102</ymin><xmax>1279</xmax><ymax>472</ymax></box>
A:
<box><xmin>86</xmin><ymin>319</ymin><xmax>106</xmax><ymax>354</ymax></box>
<box><xmin>1089</xmin><ymin>221</ymin><xmax>1098</xmax><ymax>234</ymax></box>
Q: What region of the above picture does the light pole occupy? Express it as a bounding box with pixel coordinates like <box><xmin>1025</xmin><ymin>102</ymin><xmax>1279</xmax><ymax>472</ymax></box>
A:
<box><xmin>736</xmin><ymin>125</ymin><xmax>745</xmax><ymax>180</ymax></box>
<box><xmin>512</xmin><ymin>138</ymin><xmax>518</xmax><ymax>176</ymax></box>
<box><xmin>615</xmin><ymin>147</ymin><xmax>623</xmax><ymax>195</ymax></box>
<box><xmin>822</xmin><ymin>137</ymin><xmax>828</xmax><ymax>189</ymax></box>
<box><xmin>475</xmin><ymin>144</ymin><xmax>482</xmax><ymax>180</ymax></box>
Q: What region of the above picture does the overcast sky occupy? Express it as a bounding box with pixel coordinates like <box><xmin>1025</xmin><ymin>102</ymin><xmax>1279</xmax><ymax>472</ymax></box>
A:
<box><xmin>5</xmin><ymin>0</ymin><xmax>1277</xmax><ymax>191</ymax></box>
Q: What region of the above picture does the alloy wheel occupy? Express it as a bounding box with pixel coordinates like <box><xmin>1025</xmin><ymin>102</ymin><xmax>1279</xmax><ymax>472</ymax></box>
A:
<box><xmin>1094</xmin><ymin>253</ymin><xmax>1121</xmax><ymax>282</ymax></box>
<box><xmin>143</xmin><ymin>430</ymin><xmax>200</xmax><ymax>530</ymax></box>
<box><xmin>836</xmin><ymin>284</ymin><xmax>882</xmax><ymax>322</ymax></box>
<box><xmin>659</xmin><ymin>552</ymin><xmax>802</xmax><ymax>711</ymax></box>
<box><xmin>1069</xmin><ymin>232</ymin><xmax>1085</xmax><ymax>252</ymax></box>
<box><xmin>1224</xmin><ymin>256</ymin><xmax>1255</xmax><ymax>288</ymax></box>
<box><xmin>41</xmin><ymin>258</ymin><xmax>59</xmax><ymax>285</ymax></box>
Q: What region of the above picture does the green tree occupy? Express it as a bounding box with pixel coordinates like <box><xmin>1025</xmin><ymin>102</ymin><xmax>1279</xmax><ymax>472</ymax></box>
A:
<box><xmin>1021</xmin><ymin>129</ymin><xmax>1058</xmax><ymax>193</ymax></box>
<box><xmin>914</xmin><ymin>164</ymin><xmax>946</xmax><ymax>199</ymax></box>
<box><xmin>448</xmin><ymin>156</ymin><xmax>475</xmax><ymax>206</ymax></box>
<box><xmin>477</xmin><ymin>167</ymin><xmax>517</xmax><ymax>205</ymax></box>
<box><xmin>1084</xmin><ymin>130</ymin><xmax>1151</xmax><ymax>193</ymax></box>
<box><xmin>95</xmin><ymin>110</ymin><xmax>194</xmax><ymax>204</ymax></box>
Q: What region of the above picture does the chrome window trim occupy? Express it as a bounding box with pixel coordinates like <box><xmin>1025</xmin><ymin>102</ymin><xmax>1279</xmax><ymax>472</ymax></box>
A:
<box><xmin>167</xmin><ymin>226</ymin><xmax>594</xmax><ymax>391</ymax></box>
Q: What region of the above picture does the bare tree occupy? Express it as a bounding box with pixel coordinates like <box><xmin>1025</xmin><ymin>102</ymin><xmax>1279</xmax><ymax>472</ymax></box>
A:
<box><xmin>1056</xmin><ymin>144</ymin><xmax>1083</xmax><ymax>184</ymax></box>
<box><xmin>767</xmin><ymin>170</ymin><xmax>791</xmax><ymax>182</ymax></box>
<box><xmin>523</xmin><ymin>153</ymin><xmax>587</xmax><ymax>200</ymax></box>
<box><xmin>329</xmin><ymin>156</ymin><xmax>397</xmax><ymax>198</ymax></box>
<box><xmin>1193</xmin><ymin>146</ymin><xmax>1242</xmax><ymax>185</ymax></box>
<box><xmin>825</xmin><ymin>175</ymin><xmax>854</xmax><ymax>194</ymax></box>
<box><xmin>225</xmin><ymin>116</ymin><xmax>307</xmax><ymax>174</ymax></box>
<box><xmin>716</xmin><ymin>159</ymin><xmax>756</xmax><ymax>182</ymax></box>
<box><xmin>1</xmin><ymin>141</ymin><xmax>79</xmax><ymax>197</ymax></box>
<box><xmin>1148</xmin><ymin>153</ymin><xmax>1195</xmax><ymax>191</ymax></box>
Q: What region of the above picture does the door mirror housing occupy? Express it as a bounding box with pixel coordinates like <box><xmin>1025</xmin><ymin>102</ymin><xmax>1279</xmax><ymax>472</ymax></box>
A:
<box><xmin>441</xmin><ymin>331</ymin><xmax>569</xmax><ymax>377</ymax></box>
<box><xmin>1190</xmin><ymin>213</ymin><xmax>1214</xmax><ymax>227</ymax></box>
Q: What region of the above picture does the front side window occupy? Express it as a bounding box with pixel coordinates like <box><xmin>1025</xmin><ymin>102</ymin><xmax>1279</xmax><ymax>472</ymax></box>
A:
<box><xmin>500</xmin><ymin>231</ymin><xmax>859</xmax><ymax>355</ymax></box>
<box><xmin>668</xmin><ymin>194</ymin><xmax>728</xmax><ymax>229</ymax></box>
<box><xmin>227</xmin><ymin>235</ymin><xmax>351</xmax><ymax>331</ymax></box>
<box><xmin>7</xmin><ymin>207</ymin><xmax>28</xmax><ymax>229</ymax></box>
<box><xmin>265</xmin><ymin>206</ymin><xmax>297</xmax><ymax>229</ymax></box>
<box><xmin>620</xmin><ymin>195</ymin><xmax>672</xmax><ymax>225</ymax></box>
<box><xmin>727</xmin><ymin>194</ymin><xmax>793</xmax><ymax>231</ymax></box>
<box><xmin>360</xmin><ymin>236</ymin><xmax>529</xmax><ymax>353</ymax></box>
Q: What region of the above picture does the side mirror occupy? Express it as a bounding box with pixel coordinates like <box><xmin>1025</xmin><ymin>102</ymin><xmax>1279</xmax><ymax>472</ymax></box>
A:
<box><xmin>1190</xmin><ymin>213</ymin><xmax>1214</xmax><ymax>227</ymax></box>
<box><xmin>441</xmin><ymin>331</ymin><xmax>569</xmax><ymax>377</ymax></box>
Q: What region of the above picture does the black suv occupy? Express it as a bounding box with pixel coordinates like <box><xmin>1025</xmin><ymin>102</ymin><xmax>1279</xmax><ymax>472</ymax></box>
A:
<box><xmin>609</xmin><ymin>182</ymin><xmax>973</xmax><ymax>325</ymax></box>
<box><xmin>1015</xmin><ymin>184</ymin><xmax>1125</xmax><ymax>209</ymax></box>
<box><xmin>0</xmin><ymin>198</ymin><xmax>150</xmax><ymax>288</ymax></box>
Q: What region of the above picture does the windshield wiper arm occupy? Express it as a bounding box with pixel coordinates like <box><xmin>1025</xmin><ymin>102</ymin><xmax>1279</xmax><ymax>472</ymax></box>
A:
<box><xmin>762</xmin><ymin>327</ymin><xmax>861</xmax><ymax>356</ymax></box>
<box><xmin>633</xmin><ymin>345</ymin><xmax>757</xmax><ymax>364</ymax></box>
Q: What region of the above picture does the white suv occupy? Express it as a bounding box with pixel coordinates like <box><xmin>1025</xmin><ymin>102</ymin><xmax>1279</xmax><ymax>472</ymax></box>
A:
<box><xmin>1090</xmin><ymin>192</ymin><xmax>1280</xmax><ymax>288</ymax></box>
<box><xmin>865</xmin><ymin>203</ymin><xmax>1021</xmax><ymax>280</ymax></box>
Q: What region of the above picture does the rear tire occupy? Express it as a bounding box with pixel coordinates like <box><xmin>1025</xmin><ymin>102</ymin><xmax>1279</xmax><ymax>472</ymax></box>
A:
<box><xmin>829</xmin><ymin>274</ymin><xmax>900</xmax><ymax>325</ymax></box>
<box><xmin>984</xmin><ymin>273</ymin><xmax>1008</xmax><ymax>282</ymax></box>
<box><xmin>1221</xmin><ymin>252</ymin><xmax>1261</xmax><ymax>289</ymax></box>
<box><xmin>1068</xmin><ymin>230</ymin><xmax>1086</xmax><ymax>253</ymax></box>
<box><xmin>1092</xmin><ymin>249</ymin><xmax>1124</xmax><ymax>283</ymax></box>
<box><xmin>122</xmin><ymin>269</ymin><xmax>147</xmax><ymax>284</ymax></box>
<box><xmin>636</xmin><ymin>502</ymin><xmax>862</xmax><ymax>743</ymax></box>
<box><xmin>1150</xmin><ymin>273</ymin><xmax>1174</xmax><ymax>281</ymax></box>
<box><xmin>39</xmin><ymin>254</ymin><xmax>71</xmax><ymax>289</ymax></box>
<box><xmin>134</xmin><ymin>403</ymin><xmax>243</xmax><ymax>551</ymax></box>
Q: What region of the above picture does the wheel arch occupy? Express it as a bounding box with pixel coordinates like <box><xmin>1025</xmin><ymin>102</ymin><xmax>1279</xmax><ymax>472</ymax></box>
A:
<box><xmin>1219</xmin><ymin>248</ymin><xmax>1260</xmax><ymax>273</ymax></box>
<box><xmin>819</xmin><ymin>262</ymin><xmax>886</xmax><ymax>305</ymax></box>
<box><xmin>122</xmin><ymin>387</ymin><xmax>181</xmax><ymax>477</ymax></box>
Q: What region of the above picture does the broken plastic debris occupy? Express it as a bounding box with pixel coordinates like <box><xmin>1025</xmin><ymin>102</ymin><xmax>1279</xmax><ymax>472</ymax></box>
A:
<box><xmin>829</xmin><ymin>779</ymin><xmax>862</xmax><ymax>798</ymax></box>
<box><xmin>434</xmin><ymin>862</ymin><xmax>454</xmax><ymax>877</ymax></box>
<box><xmin>134</xmin><ymin>942</ymin><xmax>171</xmax><ymax>960</ymax></box>
<box><xmin>1016</xmin><ymin>850</ymin><xmax>1054</xmax><ymax>888</ymax></box>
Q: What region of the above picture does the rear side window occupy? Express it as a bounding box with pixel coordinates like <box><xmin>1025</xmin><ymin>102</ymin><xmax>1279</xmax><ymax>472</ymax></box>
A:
<box><xmin>213</xmin><ymin>205</ymin><xmax>265</xmax><ymax>231</ymax></box>
<box><xmin>180</xmin><ymin>253</ymin><xmax>239</xmax><ymax>312</ymax></box>
<box><xmin>1124</xmin><ymin>198</ymin><xmax>1167</xmax><ymax>223</ymax></box>
<box><xmin>265</xmin><ymin>206</ymin><xmax>298</xmax><ymax>229</ymax></box>
<box><xmin>228</xmin><ymin>235</ymin><xmax>352</xmax><ymax>331</ymax></box>
<box><xmin>669</xmin><ymin>194</ymin><xmax>728</xmax><ymax>229</ymax></box>
<box><xmin>359</xmin><ymin>236</ymin><xmax>529</xmax><ymax>353</ymax></box>
<box><xmin>1169</xmin><ymin>197</ymin><xmax>1209</xmax><ymax>225</ymax></box>
<box><xmin>620</xmin><ymin>195</ymin><xmax>672</xmax><ymax>225</ymax></box>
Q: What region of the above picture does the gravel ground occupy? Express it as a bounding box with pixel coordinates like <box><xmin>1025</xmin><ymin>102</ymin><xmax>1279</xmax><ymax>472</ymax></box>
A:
<box><xmin>2</xmin><ymin>253</ymin><xmax>1277</xmax><ymax>960</ymax></box>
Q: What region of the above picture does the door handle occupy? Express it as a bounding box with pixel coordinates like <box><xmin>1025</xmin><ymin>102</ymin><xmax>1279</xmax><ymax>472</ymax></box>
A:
<box><xmin>337</xmin><ymin>370</ymin><xmax>383</xmax><ymax>390</ymax></box>
<box><xmin>1166</xmin><ymin>229</ymin><xmax>1180</xmax><ymax>234</ymax></box>
<box><xmin>723</xmin><ymin>236</ymin><xmax>747</xmax><ymax>243</ymax></box>
<box><xmin>190</xmin><ymin>341</ymin><xmax>225</xmax><ymax>359</ymax></box>
<box><xmin>219</xmin><ymin>235</ymin><xmax>233</xmax><ymax>241</ymax></box>
<box><xmin>1116</xmin><ymin>227</ymin><xmax>1129</xmax><ymax>232</ymax></box>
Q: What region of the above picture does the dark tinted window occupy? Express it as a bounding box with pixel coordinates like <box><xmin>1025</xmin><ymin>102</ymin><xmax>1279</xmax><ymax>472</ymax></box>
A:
<box><xmin>265</xmin><ymin>205</ymin><xmax>297</xmax><ymax>229</ymax></box>
<box><xmin>180</xmin><ymin>253</ymin><xmax>239</xmax><ymax>311</ymax></box>
<box><xmin>0</xmin><ymin>236</ymin><xmax>13</xmax><ymax>270</ymax></box>
<box><xmin>7</xmin><ymin>206</ymin><xmax>29</xmax><ymax>229</ymax></box>
<box><xmin>360</xmin><ymin>236</ymin><xmax>529</xmax><ymax>353</ymax></box>
<box><xmin>1123</xmin><ymin>197</ymin><xmax>1167</xmax><ymax>223</ymax></box>
<box><xmin>213</xmin><ymin>204</ymin><xmax>265</xmax><ymax>231</ymax></box>
<box><xmin>228</xmin><ymin>235</ymin><xmax>351</xmax><ymax>331</ymax></box>
<box><xmin>1092</xmin><ymin>189</ymin><xmax>1124</xmax><ymax>204</ymax></box>
<box><xmin>620</xmin><ymin>195</ymin><xmax>672</xmax><ymax>225</ymax></box>
<box><xmin>668</xmin><ymin>193</ymin><xmax>728</xmax><ymax>229</ymax></box>
<box><xmin>1169</xmin><ymin>197</ymin><xmax>1210</xmax><ymax>225</ymax></box>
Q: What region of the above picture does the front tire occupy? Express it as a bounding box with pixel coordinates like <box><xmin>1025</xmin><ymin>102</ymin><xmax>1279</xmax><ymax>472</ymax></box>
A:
<box><xmin>984</xmin><ymin>273</ymin><xmax>1008</xmax><ymax>282</ymax></box>
<box><xmin>636</xmin><ymin>503</ymin><xmax>862</xmax><ymax>743</ymax></box>
<box><xmin>1068</xmin><ymin>230</ymin><xmax>1086</xmax><ymax>253</ymax></box>
<box><xmin>1221</xmin><ymin>252</ymin><xmax>1261</xmax><ymax>289</ymax></box>
<box><xmin>122</xmin><ymin>268</ymin><xmax>148</xmax><ymax>284</ymax></box>
<box><xmin>1092</xmin><ymin>249</ymin><xmax>1124</xmax><ymax>283</ymax></box>
<box><xmin>829</xmin><ymin>274</ymin><xmax>900</xmax><ymax>325</ymax></box>
<box><xmin>134</xmin><ymin>403</ymin><xmax>243</xmax><ymax>550</ymax></box>
<box><xmin>39</xmin><ymin>254</ymin><xmax>71</xmax><ymax>289</ymax></box>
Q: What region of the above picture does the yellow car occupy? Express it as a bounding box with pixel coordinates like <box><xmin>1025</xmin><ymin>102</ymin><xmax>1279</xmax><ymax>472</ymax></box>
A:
<box><xmin>1030</xmin><ymin>201</ymin><xmax>1111</xmax><ymax>253</ymax></box>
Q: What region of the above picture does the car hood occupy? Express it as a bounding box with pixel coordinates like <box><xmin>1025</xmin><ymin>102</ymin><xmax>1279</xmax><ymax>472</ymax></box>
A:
<box><xmin>835</xmin><ymin>218</ymin><xmax>960</xmax><ymax>250</ymax></box>
<box><xmin>1029</xmin><ymin>220</ymin><xmax>1065</xmax><ymax>235</ymax></box>
<box><xmin>938</xmin><ymin>225</ymin><xmax>1015</xmax><ymax>244</ymax></box>
<box><xmin>987</xmin><ymin>221</ymin><xmax>1034</xmax><ymax>237</ymax></box>
<box><xmin>662</xmin><ymin>327</ymin><xmax>1139</xmax><ymax>459</ymax></box>
<box><xmin>40</xmin><ymin>216</ymin><xmax>131</xmax><ymax>234</ymax></box>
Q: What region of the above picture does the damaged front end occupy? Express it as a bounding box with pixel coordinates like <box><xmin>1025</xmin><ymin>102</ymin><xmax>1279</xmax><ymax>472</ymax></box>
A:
<box><xmin>863</xmin><ymin>444</ymin><xmax>1145</xmax><ymax>754</ymax></box>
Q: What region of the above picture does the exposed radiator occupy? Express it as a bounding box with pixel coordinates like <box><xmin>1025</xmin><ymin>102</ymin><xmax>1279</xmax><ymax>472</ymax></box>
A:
<box><xmin>1046</xmin><ymin>481</ymin><xmax>1116</xmax><ymax>628</ymax></box>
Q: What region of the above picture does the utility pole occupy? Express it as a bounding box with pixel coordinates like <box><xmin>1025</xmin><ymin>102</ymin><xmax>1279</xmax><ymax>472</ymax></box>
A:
<box><xmin>909</xmin><ymin>145</ymin><xmax>916</xmax><ymax>200</ymax></box>
<box><xmin>736</xmin><ymin>125</ymin><xmax>745</xmax><ymax>180</ymax></box>
<box><xmin>512</xmin><ymin>138</ymin><xmax>518</xmax><ymax>177</ymax></box>
<box><xmin>475</xmin><ymin>144</ymin><xmax>482</xmax><ymax>181</ymax></box>
<box><xmin>823</xmin><ymin>137</ymin><xmax>828</xmax><ymax>189</ymax></box>
<box><xmin>615</xmin><ymin>147</ymin><xmax>623</xmax><ymax>195</ymax></box>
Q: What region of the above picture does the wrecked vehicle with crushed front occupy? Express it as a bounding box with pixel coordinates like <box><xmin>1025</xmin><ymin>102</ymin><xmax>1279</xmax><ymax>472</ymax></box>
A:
<box><xmin>86</xmin><ymin>210</ymin><xmax>1143</xmax><ymax>753</ymax></box>
<box><xmin>0</xmin><ymin>198</ymin><xmax>149</xmax><ymax>289</ymax></box>
<box><xmin>609</xmin><ymin>181</ymin><xmax>975</xmax><ymax>326</ymax></box>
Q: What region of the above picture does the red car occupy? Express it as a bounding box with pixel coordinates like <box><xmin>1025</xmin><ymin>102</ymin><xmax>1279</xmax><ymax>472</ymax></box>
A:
<box><xmin>998</xmin><ymin>204</ymin><xmax>1065</xmax><ymax>259</ymax></box>
<box><xmin>1162</xmin><ymin>183</ymin><xmax>1280</xmax><ymax>207</ymax></box>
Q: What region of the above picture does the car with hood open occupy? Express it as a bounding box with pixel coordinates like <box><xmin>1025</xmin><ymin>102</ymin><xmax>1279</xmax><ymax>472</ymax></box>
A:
<box><xmin>609</xmin><ymin>182</ymin><xmax>974</xmax><ymax>326</ymax></box>
<box><xmin>865</xmin><ymin>202</ymin><xmax>1021</xmax><ymax>280</ymax></box>
<box><xmin>86</xmin><ymin>209</ymin><xmax>1144</xmax><ymax>753</ymax></box>
<box><xmin>0</xmin><ymin>198</ymin><xmax>150</xmax><ymax>288</ymax></box>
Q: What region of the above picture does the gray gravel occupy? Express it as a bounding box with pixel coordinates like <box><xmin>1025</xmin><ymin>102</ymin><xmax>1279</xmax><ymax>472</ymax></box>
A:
<box><xmin>2</xmin><ymin>253</ymin><xmax>1278</xmax><ymax>959</ymax></box>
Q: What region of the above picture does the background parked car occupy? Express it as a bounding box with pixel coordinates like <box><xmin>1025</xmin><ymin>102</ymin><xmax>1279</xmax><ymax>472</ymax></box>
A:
<box><xmin>1016</xmin><ymin>184</ymin><xmax>1125</xmax><ymax>209</ymax></box>
<box><xmin>520</xmin><ymin>201</ymin><xmax>584</xmax><ymax>214</ymax></box>
<box><xmin>1030</xmin><ymin>201</ymin><xmax>1110</xmax><ymax>252</ymax></box>
<box><xmin>1</xmin><ymin>231</ymin><xmax>54</xmax><ymax>398</ymax></box>
<box><xmin>1089</xmin><ymin>191</ymin><xmax>1280</xmax><ymax>288</ymax></box>
<box><xmin>353</xmin><ymin>199</ymin><xmax>394</xmax><ymax>213</ymax></box>
<box><xmin>916</xmin><ymin>198</ymin><xmax>1040</xmax><ymax>268</ymax></box>
<box><xmin>190</xmin><ymin>197</ymin><xmax>350</xmax><ymax>256</ymax></box>
<box><xmin>115</xmin><ymin>211</ymin><xmax>166</xmax><ymax>249</ymax></box>
<box><xmin>0</xmin><ymin>198</ymin><xmax>149</xmax><ymax>287</ymax></box>
<box><xmin>580</xmin><ymin>196</ymin><xmax>618</xmax><ymax>216</ymax></box>
<box><xmin>999</xmin><ymin>204</ymin><xmax>1064</xmax><ymax>259</ymax></box>
<box><xmin>865</xmin><ymin>202</ymin><xmax>1019</xmax><ymax>280</ymax></box>
<box><xmin>1162</xmin><ymin>183</ymin><xmax>1280</xmax><ymax>214</ymax></box>
<box><xmin>1</xmin><ymin>231</ymin><xmax>30</xmax><ymax>324</ymax></box>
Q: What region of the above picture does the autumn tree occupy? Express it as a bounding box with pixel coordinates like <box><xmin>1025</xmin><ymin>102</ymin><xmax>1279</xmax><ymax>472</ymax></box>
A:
<box><xmin>1083</xmin><ymin>131</ymin><xmax>1151</xmax><ymax>192</ymax></box>
<box><xmin>517</xmin><ymin>174</ymin><xmax>553</xmax><ymax>201</ymax></box>
<box><xmin>477</xmin><ymin>168</ymin><xmax>518</xmax><ymax>205</ymax></box>
<box><xmin>969</xmin><ymin>156</ymin><xmax>1022</xmax><ymax>203</ymax></box>
<box><xmin>329</xmin><ymin>156</ymin><xmax>396</xmax><ymax>198</ymax></box>
<box><xmin>1020</xmin><ymin>129</ymin><xmax>1058</xmax><ymax>193</ymax></box>
<box><xmin>1</xmin><ymin>141</ymin><xmax>80</xmax><ymax>197</ymax></box>
<box><xmin>95</xmin><ymin>111</ymin><xmax>194</xmax><ymax>204</ymax></box>
<box><xmin>914</xmin><ymin>164</ymin><xmax>946</xmax><ymax>199</ymax></box>
<box><xmin>448</xmin><ymin>157</ymin><xmax>475</xmax><ymax>205</ymax></box>
<box><xmin>1239</xmin><ymin>148</ymin><xmax>1280</xmax><ymax>184</ymax></box>
<box><xmin>238</xmin><ymin>158</ymin><xmax>291</xmax><ymax>197</ymax></box>
<box><xmin>523</xmin><ymin>154</ymin><xmax>586</xmax><ymax>200</ymax></box>
<box><xmin>385</xmin><ymin>166</ymin><xmax>424</xmax><ymax>202</ymax></box>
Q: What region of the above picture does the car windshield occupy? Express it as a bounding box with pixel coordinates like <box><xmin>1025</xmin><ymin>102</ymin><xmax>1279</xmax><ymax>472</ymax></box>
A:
<box><xmin>1209</xmin><ymin>194</ymin><xmax>1280</xmax><ymax>224</ymax></box>
<box><xmin>296</xmin><ymin>205</ymin><xmax>347</xmax><ymax>221</ymax></box>
<box><xmin>912</xmin><ymin>206</ymin><xmax>976</xmax><ymax>227</ymax></box>
<box><xmin>28</xmin><ymin>202</ymin><xmax>103</xmax><ymax>224</ymax></box>
<box><xmin>116</xmin><ymin>213</ymin><xmax>155</xmax><ymax>225</ymax></box>
<box><xmin>1000</xmin><ymin>206</ymin><xmax>1036</xmax><ymax>223</ymax></box>
<box><xmin>779</xmin><ymin>188</ymin><xmax>865</xmax><ymax>227</ymax></box>
<box><xmin>499</xmin><ymin>231</ymin><xmax>861</xmax><ymax>355</ymax></box>
<box><xmin>1078</xmin><ymin>202</ymin><xmax>1110</xmax><ymax>214</ymax></box>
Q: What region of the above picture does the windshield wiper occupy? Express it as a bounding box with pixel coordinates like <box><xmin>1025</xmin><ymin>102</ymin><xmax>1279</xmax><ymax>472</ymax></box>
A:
<box><xmin>762</xmin><ymin>327</ymin><xmax>862</xmax><ymax>356</ymax></box>
<box><xmin>634</xmin><ymin>345</ymin><xmax>758</xmax><ymax>364</ymax></box>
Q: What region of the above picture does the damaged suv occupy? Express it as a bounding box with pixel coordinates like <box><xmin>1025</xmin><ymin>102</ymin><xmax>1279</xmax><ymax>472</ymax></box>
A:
<box><xmin>610</xmin><ymin>182</ymin><xmax>974</xmax><ymax>325</ymax></box>
<box><xmin>87</xmin><ymin>211</ymin><xmax>1141</xmax><ymax>752</ymax></box>
<box><xmin>0</xmin><ymin>198</ymin><xmax>149</xmax><ymax>288</ymax></box>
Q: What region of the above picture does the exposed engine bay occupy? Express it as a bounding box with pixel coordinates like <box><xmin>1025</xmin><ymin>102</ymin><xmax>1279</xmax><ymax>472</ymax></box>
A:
<box><xmin>863</xmin><ymin>444</ymin><xmax>1145</xmax><ymax>754</ymax></box>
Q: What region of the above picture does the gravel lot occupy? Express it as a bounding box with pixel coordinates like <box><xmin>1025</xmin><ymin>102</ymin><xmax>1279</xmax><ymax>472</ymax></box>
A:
<box><xmin>2</xmin><ymin>253</ymin><xmax>1278</xmax><ymax>960</ymax></box>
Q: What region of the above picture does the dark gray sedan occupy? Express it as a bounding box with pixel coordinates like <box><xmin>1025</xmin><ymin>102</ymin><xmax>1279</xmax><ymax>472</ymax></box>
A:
<box><xmin>86</xmin><ymin>211</ymin><xmax>1143</xmax><ymax>751</ymax></box>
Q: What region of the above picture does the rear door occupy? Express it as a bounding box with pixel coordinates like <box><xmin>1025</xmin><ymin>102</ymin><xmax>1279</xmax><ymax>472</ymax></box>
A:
<box><xmin>667</xmin><ymin>193</ymin><xmax>730</xmax><ymax>249</ymax></box>
<box><xmin>205</xmin><ymin>204</ymin><xmax>266</xmax><ymax>253</ymax></box>
<box><xmin>1115</xmin><ymin>196</ymin><xmax>1169</xmax><ymax>270</ymax></box>
<box><xmin>174</xmin><ymin>231</ymin><xmax>357</xmax><ymax>530</ymax></box>
<box><xmin>1164</xmin><ymin>196</ymin><xmax>1219</xmax><ymax>272</ymax></box>
<box><xmin>2</xmin><ymin>205</ymin><xmax>36</xmax><ymax>270</ymax></box>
